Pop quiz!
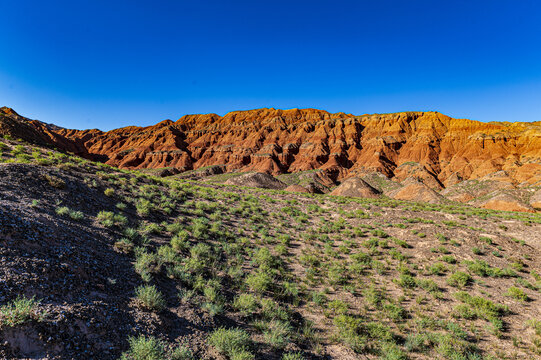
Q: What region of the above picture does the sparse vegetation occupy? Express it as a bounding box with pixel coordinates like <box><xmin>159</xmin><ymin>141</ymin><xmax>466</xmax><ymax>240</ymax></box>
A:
<box><xmin>0</xmin><ymin>296</ymin><xmax>45</xmax><ymax>327</ymax></box>
<box><xmin>1</xmin><ymin>135</ymin><xmax>540</xmax><ymax>359</ymax></box>
<box><xmin>135</xmin><ymin>285</ymin><xmax>166</xmax><ymax>311</ymax></box>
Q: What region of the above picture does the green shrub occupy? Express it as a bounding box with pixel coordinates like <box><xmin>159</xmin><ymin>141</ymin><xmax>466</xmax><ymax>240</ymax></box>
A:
<box><xmin>169</xmin><ymin>346</ymin><xmax>193</xmax><ymax>360</ymax></box>
<box><xmin>363</xmin><ymin>286</ymin><xmax>385</xmax><ymax>307</ymax></box>
<box><xmin>191</xmin><ymin>217</ymin><xmax>210</xmax><ymax>240</ymax></box>
<box><xmin>392</xmin><ymin>238</ymin><xmax>410</xmax><ymax>248</ymax></box>
<box><xmin>379</xmin><ymin>342</ymin><xmax>408</xmax><ymax>360</ymax></box>
<box><xmin>114</xmin><ymin>238</ymin><xmax>134</xmax><ymax>253</ymax></box>
<box><xmin>428</xmin><ymin>262</ymin><xmax>447</xmax><ymax>276</ymax></box>
<box><xmin>171</xmin><ymin>231</ymin><xmax>190</xmax><ymax>251</ymax></box>
<box><xmin>246</xmin><ymin>271</ymin><xmax>273</xmax><ymax>294</ymax></box>
<box><xmin>0</xmin><ymin>296</ymin><xmax>45</xmax><ymax>327</ymax></box>
<box><xmin>44</xmin><ymin>174</ymin><xmax>66</xmax><ymax>189</ymax></box>
<box><xmin>233</xmin><ymin>294</ymin><xmax>259</xmax><ymax>316</ymax></box>
<box><xmin>121</xmin><ymin>335</ymin><xmax>165</xmax><ymax>360</ymax></box>
<box><xmin>157</xmin><ymin>245</ymin><xmax>178</xmax><ymax>263</ymax></box>
<box><xmin>505</xmin><ymin>286</ymin><xmax>528</xmax><ymax>301</ymax></box>
<box><xmin>263</xmin><ymin>320</ymin><xmax>291</xmax><ymax>349</ymax></box>
<box><xmin>452</xmin><ymin>304</ymin><xmax>477</xmax><ymax>320</ymax></box>
<box><xmin>397</xmin><ymin>274</ymin><xmax>416</xmax><ymax>289</ymax></box>
<box><xmin>416</xmin><ymin>279</ymin><xmax>440</xmax><ymax>296</ymax></box>
<box><xmin>371</xmin><ymin>229</ymin><xmax>388</xmax><ymax>238</ymax></box>
<box><xmin>97</xmin><ymin>211</ymin><xmax>127</xmax><ymax>228</ymax></box>
<box><xmin>136</xmin><ymin>198</ymin><xmax>153</xmax><ymax>216</ymax></box>
<box><xmin>440</xmin><ymin>255</ymin><xmax>457</xmax><ymax>264</ymax></box>
<box><xmin>463</xmin><ymin>260</ymin><xmax>516</xmax><ymax>278</ymax></box>
<box><xmin>55</xmin><ymin>206</ymin><xmax>84</xmax><ymax>221</ymax></box>
<box><xmin>447</xmin><ymin>271</ymin><xmax>472</xmax><ymax>288</ymax></box>
<box><xmin>282</xmin><ymin>352</ymin><xmax>304</xmax><ymax>360</ymax></box>
<box><xmin>333</xmin><ymin>315</ymin><xmax>368</xmax><ymax>353</ymax></box>
<box><xmin>134</xmin><ymin>250</ymin><xmax>160</xmax><ymax>282</ymax></box>
<box><xmin>327</xmin><ymin>299</ymin><xmax>349</xmax><ymax>315</ymax></box>
<box><xmin>208</xmin><ymin>328</ymin><xmax>252</xmax><ymax>358</ymax></box>
<box><xmin>104</xmin><ymin>187</ymin><xmax>115</xmax><ymax>196</ymax></box>
<box><xmin>383</xmin><ymin>303</ymin><xmax>407</xmax><ymax>322</ymax></box>
<box><xmin>404</xmin><ymin>332</ymin><xmax>437</xmax><ymax>352</ymax></box>
<box><xmin>454</xmin><ymin>291</ymin><xmax>508</xmax><ymax>323</ymax></box>
<box><xmin>479</xmin><ymin>236</ymin><xmax>493</xmax><ymax>245</ymax></box>
<box><xmin>311</xmin><ymin>291</ymin><xmax>327</xmax><ymax>306</ymax></box>
<box><xmin>135</xmin><ymin>285</ymin><xmax>165</xmax><ymax>312</ymax></box>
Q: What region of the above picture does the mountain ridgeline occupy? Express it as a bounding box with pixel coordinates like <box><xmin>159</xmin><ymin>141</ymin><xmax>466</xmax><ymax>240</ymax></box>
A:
<box><xmin>1</xmin><ymin>106</ymin><xmax>540</xmax><ymax>188</ymax></box>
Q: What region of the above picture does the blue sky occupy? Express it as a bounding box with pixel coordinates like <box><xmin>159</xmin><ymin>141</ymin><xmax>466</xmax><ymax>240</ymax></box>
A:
<box><xmin>1</xmin><ymin>0</ymin><xmax>540</xmax><ymax>130</ymax></box>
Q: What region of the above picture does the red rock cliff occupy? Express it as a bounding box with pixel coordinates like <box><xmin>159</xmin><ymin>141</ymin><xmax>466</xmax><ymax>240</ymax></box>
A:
<box><xmin>2</xmin><ymin>107</ymin><xmax>540</xmax><ymax>186</ymax></box>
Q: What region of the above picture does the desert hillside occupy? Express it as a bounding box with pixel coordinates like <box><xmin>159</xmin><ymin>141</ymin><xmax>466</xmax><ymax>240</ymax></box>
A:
<box><xmin>0</xmin><ymin>129</ymin><xmax>541</xmax><ymax>359</ymax></box>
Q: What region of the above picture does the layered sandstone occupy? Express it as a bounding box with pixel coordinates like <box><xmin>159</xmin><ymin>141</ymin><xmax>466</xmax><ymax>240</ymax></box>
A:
<box><xmin>2</xmin><ymin>107</ymin><xmax>541</xmax><ymax>188</ymax></box>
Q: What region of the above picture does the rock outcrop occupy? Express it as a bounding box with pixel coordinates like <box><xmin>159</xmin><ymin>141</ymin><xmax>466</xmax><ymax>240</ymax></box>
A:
<box><xmin>224</xmin><ymin>172</ymin><xmax>287</xmax><ymax>190</ymax></box>
<box><xmin>330</xmin><ymin>177</ymin><xmax>381</xmax><ymax>198</ymax></box>
<box><xmin>529</xmin><ymin>189</ymin><xmax>541</xmax><ymax>209</ymax></box>
<box><xmin>476</xmin><ymin>193</ymin><xmax>535</xmax><ymax>213</ymax></box>
<box><xmin>284</xmin><ymin>184</ymin><xmax>311</xmax><ymax>193</ymax></box>
<box><xmin>386</xmin><ymin>178</ymin><xmax>444</xmax><ymax>204</ymax></box>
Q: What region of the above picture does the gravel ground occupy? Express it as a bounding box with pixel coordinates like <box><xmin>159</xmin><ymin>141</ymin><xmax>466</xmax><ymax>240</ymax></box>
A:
<box><xmin>1</xmin><ymin>164</ymin><xmax>152</xmax><ymax>359</ymax></box>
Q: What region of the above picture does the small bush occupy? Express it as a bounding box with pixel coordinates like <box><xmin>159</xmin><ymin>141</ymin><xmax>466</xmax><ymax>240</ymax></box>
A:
<box><xmin>383</xmin><ymin>303</ymin><xmax>407</xmax><ymax>322</ymax></box>
<box><xmin>454</xmin><ymin>291</ymin><xmax>508</xmax><ymax>323</ymax></box>
<box><xmin>447</xmin><ymin>271</ymin><xmax>472</xmax><ymax>288</ymax></box>
<box><xmin>135</xmin><ymin>250</ymin><xmax>160</xmax><ymax>282</ymax></box>
<box><xmin>233</xmin><ymin>294</ymin><xmax>259</xmax><ymax>316</ymax></box>
<box><xmin>136</xmin><ymin>198</ymin><xmax>153</xmax><ymax>216</ymax></box>
<box><xmin>121</xmin><ymin>335</ymin><xmax>165</xmax><ymax>360</ymax></box>
<box><xmin>440</xmin><ymin>255</ymin><xmax>457</xmax><ymax>264</ymax></box>
<box><xmin>379</xmin><ymin>342</ymin><xmax>408</xmax><ymax>360</ymax></box>
<box><xmin>282</xmin><ymin>352</ymin><xmax>304</xmax><ymax>360</ymax></box>
<box><xmin>428</xmin><ymin>262</ymin><xmax>447</xmax><ymax>276</ymax></box>
<box><xmin>208</xmin><ymin>328</ymin><xmax>252</xmax><ymax>358</ymax></box>
<box><xmin>263</xmin><ymin>320</ymin><xmax>291</xmax><ymax>349</ymax></box>
<box><xmin>135</xmin><ymin>285</ymin><xmax>166</xmax><ymax>312</ymax></box>
<box><xmin>171</xmin><ymin>231</ymin><xmax>190</xmax><ymax>251</ymax></box>
<box><xmin>44</xmin><ymin>174</ymin><xmax>65</xmax><ymax>189</ymax></box>
<box><xmin>397</xmin><ymin>274</ymin><xmax>416</xmax><ymax>289</ymax></box>
<box><xmin>104</xmin><ymin>187</ymin><xmax>115</xmax><ymax>196</ymax></box>
<box><xmin>505</xmin><ymin>286</ymin><xmax>528</xmax><ymax>301</ymax></box>
<box><xmin>169</xmin><ymin>346</ymin><xmax>193</xmax><ymax>360</ymax></box>
<box><xmin>0</xmin><ymin>296</ymin><xmax>45</xmax><ymax>327</ymax></box>
<box><xmin>55</xmin><ymin>206</ymin><xmax>84</xmax><ymax>221</ymax></box>
<box><xmin>452</xmin><ymin>304</ymin><xmax>477</xmax><ymax>320</ymax></box>
<box><xmin>246</xmin><ymin>271</ymin><xmax>273</xmax><ymax>294</ymax></box>
<box><xmin>97</xmin><ymin>211</ymin><xmax>127</xmax><ymax>228</ymax></box>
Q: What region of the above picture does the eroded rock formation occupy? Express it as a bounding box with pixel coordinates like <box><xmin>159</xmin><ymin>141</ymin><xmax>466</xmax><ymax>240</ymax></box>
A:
<box><xmin>2</xmin><ymin>106</ymin><xmax>540</xmax><ymax>198</ymax></box>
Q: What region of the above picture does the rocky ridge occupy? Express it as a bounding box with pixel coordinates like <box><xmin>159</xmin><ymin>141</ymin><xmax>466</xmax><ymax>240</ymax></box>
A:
<box><xmin>1</xmin><ymin>106</ymin><xmax>540</xmax><ymax>212</ymax></box>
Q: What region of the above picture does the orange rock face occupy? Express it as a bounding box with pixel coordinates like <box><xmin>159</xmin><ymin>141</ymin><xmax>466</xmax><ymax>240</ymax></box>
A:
<box><xmin>2</xmin><ymin>107</ymin><xmax>541</xmax><ymax>188</ymax></box>
<box><xmin>477</xmin><ymin>193</ymin><xmax>535</xmax><ymax>213</ymax></box>
<box><xmin>385</xmin><ymin>178</ymin><xmax>444</xmax><ymax>204</ymax></box>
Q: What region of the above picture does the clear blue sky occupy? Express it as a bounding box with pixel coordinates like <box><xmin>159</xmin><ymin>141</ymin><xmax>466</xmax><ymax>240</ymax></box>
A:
<box><xmin>1</xmin><ymin>0</ymin><xmax>540</xmax><ymax>130</ymax></box>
